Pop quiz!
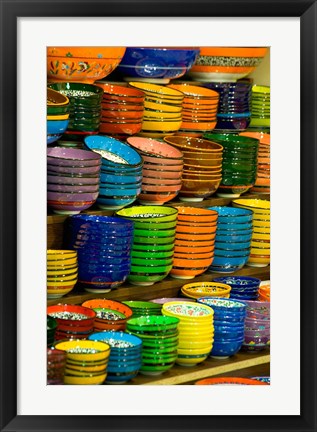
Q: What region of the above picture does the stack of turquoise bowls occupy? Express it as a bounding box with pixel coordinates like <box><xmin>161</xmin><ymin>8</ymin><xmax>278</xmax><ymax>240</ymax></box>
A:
<box><xmin>126</xmin><ymin>315</ymin><xmax>180</xmax><ymax>376</ymax></box>
<box><xmin>116</xmin><ymin>205</ymin><xmax>178</xmax><ymax>286</ymax></box>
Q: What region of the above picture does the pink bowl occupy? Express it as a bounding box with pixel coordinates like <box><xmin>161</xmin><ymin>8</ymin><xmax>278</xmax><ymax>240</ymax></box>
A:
<box><xmin>138</xmin><ymin>191</ymin><xmax>179</xmax><ymax>205</ymax></box>
<box><xmin>143</xmin><ymin>161</ymin><xmax>184</xmax><ymax>171</ymax></box>
<box><xmin>141</xmin><ymin>183</ymin><xmax>182</xmax><ymax>192</ymax></box>
<box><xmin>142</xmin><ymin>176</ymin><xmax>182</xmax><ymax>186</ymax></box>
<box><xmin>141</xmin><ymin>154</ymin><xmax>184</xmax><ymax>166</ymax></box>
<box><xmin>142</xmin><ymin>168</ymin><xmax>182</xmax><ymax>179</ymax></box>
<box><xmin>127</xmin><ymin>137</ymin><xmax>183</xmax><ymax>159</ymax></box>
<box><xmin>47</xmin><ymin>163</ymin><xmax>101</xmax><ymax>176</ymax></box>
<box><xmin>47</xmin><ymin>147</ymin><xmax>101</xmax><ymax>167</ymax></box>
<box><xmin>48</xmin><ymin>183</ymin><xmax>100</xmax><ymax>193</ymax></box>
<box><xmin>47</xmin><ymin>191</ymin><xmax>99</xmax><ymax>202</ymax></box>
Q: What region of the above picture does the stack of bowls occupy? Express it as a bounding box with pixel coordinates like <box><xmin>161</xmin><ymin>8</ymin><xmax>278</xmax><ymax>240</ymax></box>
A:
<box><xmin>47</xmin><ymin>348</ymin><xmax>67</xmax><ymax>385</ymax></box>
<box><xmin>249</xmin><ymin>85</ymin><xmax>270</xmax><ymax>131</ymax></box>
<box><xmin>126</xmin><ymin>315</ymin><xmax>180</xmax><ymax>376</ymax></box>
<box><xmin>242</xmin><ymin>299</ymin><xmax>270</xmax><ymax>352</ymax></box>
<box><xmin>88</xmin><ymin>331</ymin><xmax>143</xmax><ymax>384</ymax></box>
<box><xmin>167</xmin><ymin>83</ymin><xmax>219</xmax><ymax>136</ymax></box>
<box><xmin>47</xmin><ymin>316</ymin><xmax>57</xmax><ymax>347</ymax></box>
<box><xmin>47</xmin><ymin>249</ymin><xmax>78</xmax><ymax>299</ymax></box>
<box><xmin>150</xmin><ymin>297</ymin><xmax>195</xmax><ymax>306</ymax></box>
<box><xmin>170</xmin><ymin>206</ymin><xmax>218</xmax><ymax>279</ymax></box>
<box><xmin>203</xmin><ymin>132</ymin><xmax>259</xmax><ymax>198</ymax></box>
<box><xmin>126</xmin><ymin>136</ymin><xmax>183</xmax><ymax>205</ymax></box>
<box><xmin>47</xmin><ymin>147</ymin><xmax>101</xmax><ymax>215</ymax></box>
<box><xmin>213</xmin><ymin>276</ymin><xmax>261</xmax><ymax>301</ymax></box>
<box><xmin>64</xmin><ymin>214</ymin><xmax>134</xmax><ymax>293</ymax></box>
<box><xmin>47</xmin><ymin>47</ymin><xmax>126</xmax><ymax>84</ymax></box>
<box><xmin>180</xmin><ymin>281</ymin><xmax>231</xmax><ymax>299</ymax></box>
<box><xmin>232</xmin><ymin>198</ymin><xmax>270</xmax><ymax>267</ymax></box>
<box><xmin>208</xmin><ymin>206</ymin><xmax>253</xmax><ymax>274</ymax></box>
<box><xmin>195</xmin><ymin>377</ymin><xmax>268</xmax><ymax>385</ymax></box>
<box><xmin>197</xmin><ymin>297</ymin><xmax>246</xmax><ymax>359</ymax></box>
<box><xmin>122</xmin><ymin>301</ymin><xmax>162</xmax><ymax>317</ymax></box>
<box><xmin>164</xmin><ymin>135</ymin><xmax>223</xmax><ymax>201</ymax></box>
<box><xmin>202</xmin><ymin>81</ymin><xmax>252</xmax><ymax>133</ymax></box>
<box><xmin>47</xmin><ymin>88</ymin><xmax>70</xmax><ymax>144</ymax></box>
<box><xmin>240</xmin><ymin>132</ymin><xmax>270</xmax><ymax>194</ymax></box>
<box><xmin>81</xmin><ymin>299</ymin><xmax>133</xmax><ymax>331</ymax></box>
<box><xmin>116</xmin><ymin>206</ymin><xmax>178</xmax><ymax>286</ymax></box>
<box><xmin>128</xmin><ymin>82</ymin><xmax>184</xmax><ymax>138</ymax></box>
<box><xmin>84</xmin><ymin>135</ymin><xmax>143</xmax><ymax>210</ymax></box>
<box><xmin>47</xmin><ymin>304</ymin><xmax>96</xmax><ymax>341</ymax></box>
<box><xmin>54</xmin><ymin>339</ymin><xmax>110</xmax><ymax>385</ymax></box>
<box><xmin>162</xmin><ymin>301</ymin><xmax>214</xmax><ymax>367</ymax></box>
<box><xmin>47</xmin><ymin>82</ymin><xmax>103</xmax><ymax>140</ymax></box>
<box><xmin>116</xmin><ymin>47</ymin><xmax>200</xmax><ymax>84</ymax></box>
<box><xmin>259</xmin><ymin>281</ymin><xmax>270</xmax><ymax>301</ymax></box>
<box><xmin>188</xmin><ymin>47</ymin><xmax>268</xmax><ymax>82</ymax></box>
<box><xmin>96</xmin><ymin>82</ymin><xmax>145</xmax><ymax>136</ymax></box>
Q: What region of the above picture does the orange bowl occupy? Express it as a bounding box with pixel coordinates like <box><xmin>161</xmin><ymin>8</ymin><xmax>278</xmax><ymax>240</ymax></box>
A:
<box><xmin>47</xmin><ymin>47</ymin><xmax>126</xmax><ymax>83</ymax></box>
<box><xmin>176</xmin><ymin>232</ymin><xmax>217</xmax><ymax>241</ymax></box>
<box><xmin>176</xmin><ymin>225</ymin><xmax>217</xmax><ymax>234</ymax></box>
<box><xmin>169</xmin><ymin>267</ymin><xmax>210</xmax><ymax>278</ymax></box>
<box><xmin>99</xmin><ymin>121</ymin><xmax>142</xmax><ymax>135</ymax></box>
<box><xmin>164</xmin><ymin>135</ymin><xmax>223</xmax><ymax>154</ymax></box>
<box><xmin>176</xmin><ymin>206</ymin><xmax>218</xmax><ymax>223</ymax></box>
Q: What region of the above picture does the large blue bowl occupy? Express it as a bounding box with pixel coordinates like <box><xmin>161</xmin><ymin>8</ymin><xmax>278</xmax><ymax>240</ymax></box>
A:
<box><xmin>84</xmin><ymin>135</ymin><xmax>143</xmax><ymax>168</ymax></box>
<box><xmin>78</xmin><ymin>266</ymin><xmax>131</xmax><ymax>286</ymax></box>
<box><xmin>209</xmin><ymin>206</ymin><xmax>253</xmax><ymax>223</ymax></box>
<box><xmin>67</xmin><ymin>214</ymin><xmax>134</xmax><ymax>231</ymax></box>
<box><xmin>100</xmin><ymin>172</ymin><xmax>142</xmax><ymax>184</ymax></box>
<box><xmin>214</xmin><ymin>248</ymin><xmax>251</xmax><ymax>258</ymax></box>
<box><xmin>215</xmin><ymin>233</ymin><xmax>253</xmax><ymax>243</ymax></box>
<box><xmin>214</xmin><ymin>329</ymin><xmax>245</xmax><ymax>340</ymax></box>
<box><xmin>100</xmin><ymin>165</ymin><xmax>143</xmax><ymax>176</ymax></box>
<box><xmin>210</xmin><ymin>338</ymin><xmax>244</xmax><ymax>357</ymax></box>
<box><xmin>96</xmin><ymin>196</ymin><xmax>138</xmax><ymax>209</ymax></box>
<box><xmin>210</xmin><ymin>255</ymin><xmax>249</xmax><ymax>268</ymax></box>
<box><xmin>216</xmin><ymin>221</ymin><xmax>253</xmax><ymax>231</ymax></box>
<box><xmin>116</xmin><ymin>47</ymin><xmax>200</xmax><ymax>81</ymax></box>
<box><xmin>213</xmin><ymin>276</ymin><xmax>261</xmax><ymax>289</ymax></box>
<box><xmin>47</xmin><ymin>119</ymin><xmax>69</xmax><ymax>135</ymax></box>
<box><xmin>99</xmin><ymin>187</ymin><xmax>141</xmax><ymax>197</ymax></box>
<box><xmin>197</xmin><ymin>297</ymin><xmax>247</xmax><ymax>313</ymax></box>
<box><xmin>215</xmin><ymin>241</ymin><xmax>251</xmax><ymax>250</ymax></box>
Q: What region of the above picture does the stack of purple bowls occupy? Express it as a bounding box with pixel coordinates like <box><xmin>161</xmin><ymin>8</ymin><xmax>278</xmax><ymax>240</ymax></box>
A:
<box><xmin>202</xmin><ymin>81</ymin><xmax>252</xmax><ymax>133</ymax></box>
<box><xmin>64</xmin><ymin>214</ymin><xmax>134</xmax><ymax>293</ymax></box>
<box><xmin>47</xmin><ymin>147</ymin><xmax>101</xmax><ymax>214</ymax></box>
<box><xmin>242</xmin><ymin>300</ymin><xmax>270</xmax><ymax>352</ymax></box>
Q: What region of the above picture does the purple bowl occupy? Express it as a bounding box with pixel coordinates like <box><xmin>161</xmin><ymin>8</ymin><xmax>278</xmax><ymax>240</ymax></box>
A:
<box><xmin>245</xmin><ymin>317</ymin><xmax>270</xmax><ymax>328</ymax></box>
<box><xmin>47</xmin><ymin>147</ymin><xmax>102</xmax><ymax>167</ymax></box>
<box><xmin>47</xmin><ymin>191</ymin><xmax>99</xmax><ymax>202</ymax></box>
<box><xmin>47</xmin><ymin>174</ymin><xmax>100</xmax><ymax>186</ymax></box>
<box><xmin>243</xmin><ymin>334</ymin><xmax>270</xmax><ymax>345</ymax></box>
<box><xmin>47</xmin><ymin>201</ymin><xmax>96</xmax><ymax>214</ymax></box>
<box><xmin>246</xmin><ymin>310</ymin><xmax>270</xmax><ymax>321</ymax></box>
<box><xmin>243</xmin><ymin>300</ymin><xmax>270</xmax><ymax>314</ymax></box>
<box><xmin>47</xmin><ymin>163</ymin><xmax>101</xmax><ymax>176</ymax></box>
<box><xmin>149</xmin><ymin>297</ymin><xmax>195</xmax><ymax>304</ymax></box>
<box><xmin>48</xmin><ymin>183</ymin><xmax>100</xmax><ymax>193</ymax></box>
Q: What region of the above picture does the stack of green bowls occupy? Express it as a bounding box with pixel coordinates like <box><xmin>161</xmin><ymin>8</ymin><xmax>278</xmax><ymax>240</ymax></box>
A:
<box><xmin>203</xmin><ymin>133</ymin><xmax>259</xmax><ymax>198</ymax></box>
<box><xmin>116</xmin><ymin>205</ymin><xmax>178</xmax><ymax>285</ymax></box>
<box><xmin>122</xmin><ymin>300</ymin><xmax>162</xmax><ymax>317</ymax></box>
<box><xmin>47</xmin><ymin>82</ymin><xmax>103</xmax><ymax>138</ymax></box>
<box><xmin>126</xmin><ymin>315</ymin><xmax>180</xmax><ymax>376</ymax></box>
<box><xmin>249</xmin><ymin>85</ymin><xmax>270</xmax><ymax>132</ymax></box>
<box><xmin>47</xmin><ymin>315</ymin><xmax>57</xmax><ymax>347</ymax></box>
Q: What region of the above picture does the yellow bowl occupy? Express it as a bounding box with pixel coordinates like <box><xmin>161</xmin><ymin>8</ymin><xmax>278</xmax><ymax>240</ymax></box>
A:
<box><xmin>47</xmin><ymin>280</ymin><xmax>77</xmax><ymax>288</ymax></box>
<box><xmin>55</xmin><ymin>340</ymin><xmax>110</xmax><ymax>362</ymax></box>
<box><xmin>141</xmin><ymin>119</ymin><xmax>182</xmax><ymax>132</ymax></box>
<box><xmin>47</xmin><ymin>259</ymin><xmax>78</xmax><ymax>269</ymax></box>
<box><xmin>64</xmin><ymin>362</ymin><xmax>108</xmax><ymax>373</ymax></box>
<box><xmin>253</xmin><ymin>219</ymin><xmax>270</xmax><ymax>227</ymax></box>
<box><xmin>47</xmin><ymin>250</ymin><xmax>77</xmax><ymax>260</ymax></box>
<box><xmin>250</xmin><ymin>247</ymin><xmax>270</xmax><ymax>256</ymax></box>
<box><xmin>163</xmin><ymin>310</ymin><xmax>213</xmax><ymax>324</ymax></box>
<box><xmin>47</xmin><ymin>266</ymin><xmax>78</xmax><ymax>276</ymax></box>
<box><xmin>143</xmin><ymin>109</ymin><xmax>182</xmax><ymax>120</ymax></box>
<box><xmin>178</xmin><ymin>345</ymin><xmax>213</xmax><ymax>355</ymax></box>
<box><xmin>178</xmin><ymin>339</ymin><xmax>214</xmax><ymax>350</ymax></box>
<box><xmin>232</xmin><ymin>198</ymin><xmax>270</xmax><ymax>215</ymax></box>
<box><xmin>162</xmin><ymin>301</ymin><xmax>214</xmax><ymax>321</ymax></box>
<box><xmin>63</xmin><ymin>373</ymin><xmax>107</xmax><ymax>385</ymax></box>
<box><xmin>144</xmin><ymin>100</ymin><xmax>183</xmax><ymax>113</ymax></box>
<box><xmin>47</xmin><ymin>272</ymin><xmax>78</xmax><ymax>282</ymax></box>
<box><xmin>181</xmin><ymin>281</ymin><xmax>231</xmax><ymax>298</ymax></box>
<box><xmin>176</xmin><ymin>356</ymin><xmax>208</xmax><ymax>366</ymax></box>
<box><xmin>47</xmin><ymin>113</ymin><xmax>70</xmax><ymax>121</ymax></box>
<box><xmin>247</xmin><ymin>256</ymin><xmax>270</xmax><ymax>265</ymax></box>
<box><xmin>252</xmin><ymin>232</ymin><xmax>270</xmax><ymax>241</ymax></box>
<box><xmin>129</xmin><ymin>81</ymin><xmax>184</xmax><ymax>100</ymax></box>
<box><xmin>252</xmin><ymin>213</ymin><xmax>271</xmax><ymax>221</ymax></box>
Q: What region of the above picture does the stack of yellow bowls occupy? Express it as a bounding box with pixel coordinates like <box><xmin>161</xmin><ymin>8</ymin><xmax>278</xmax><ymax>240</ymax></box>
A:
<box><xmin>232</xmin><ymin>198</ymin><xmax>270</xmax><ymax>267</ymax></box>
<box><xmin>128</xmin><ymin>82</ymin><xmax>184</xmax><ymax>138</ymax></box>
<box><xmin>181</xmin><ymin>281</ymin><xmax>231</xmax><ymax>299</ymax></box>
<box><xmin>162</xmin><ymin>301</ymin><xmax>214</xmax><ymax>366</ymax></box>
<box><xmin>54</xmin><ymin>339</ymin><xmax>110</xmax><ymax>385</ymax></box>
<box><xmin>47</xmin><ymin>250</ymin><xmax>78</xmax><ymax>299</ymax></box>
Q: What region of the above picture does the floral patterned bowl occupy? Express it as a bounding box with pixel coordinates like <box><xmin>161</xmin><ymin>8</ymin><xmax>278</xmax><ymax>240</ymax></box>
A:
<box><xmin>162</xmin><ymin>301</ymin><xmax>214</xmax><ymax>321</ymax></box>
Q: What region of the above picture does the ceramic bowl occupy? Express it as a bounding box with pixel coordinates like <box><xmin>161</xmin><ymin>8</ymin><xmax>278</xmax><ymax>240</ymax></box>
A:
<box><xmin>47</xmin><ymin>47</ymin><xmax>126</xmax><ymax>83</ymax></box>
<box><xmin>116</xmin><ymin>47</ymin><xmax>200</xmax><ymax>83</ymax></box>
<box><xmin>181</xmin><ymin>282</ymin><xmax>231</xmax><ymax>299</ymax></box>
<box><xmin>47</xmin><ymin>147</ymin><xmax>101</xmax><ymax>168</ymax></box>
<box><xmin>195</xmin><ymin>376</ymin><xmax>268</xmax><ymax>385</ymax></box>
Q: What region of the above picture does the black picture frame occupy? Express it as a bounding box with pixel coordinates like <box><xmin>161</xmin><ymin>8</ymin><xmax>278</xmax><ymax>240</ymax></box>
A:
<box><xmin>1</xmin><ymin>1</ymin><xmax>316</xmax><ymax>431</ymax></box>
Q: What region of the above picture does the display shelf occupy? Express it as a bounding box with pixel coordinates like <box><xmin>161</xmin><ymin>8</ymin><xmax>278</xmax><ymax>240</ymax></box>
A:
<box><xmin>47</xmin><ymin>265</ymin><xmax>270</xmax><ymax>306</ymax></box>
<box><xmin>125</xmin><ymin>351</ymin><xmax>270</xmax><ymax>386</ymax></box>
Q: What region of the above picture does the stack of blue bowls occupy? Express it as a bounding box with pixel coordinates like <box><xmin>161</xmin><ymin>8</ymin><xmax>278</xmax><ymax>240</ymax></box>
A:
<box><xmin>84</xmin><ymin>135</ymin><xmax>143</xmax><ymax>210</ymax></box>
<box><xmin>88</xmin><ymin>331</ymin><xmax>143</xmax><ymax>384</ymax></box>
<box><xmin>208</xmin><ymin>206</ymin><xmax>253</xmax><ymax>273</ymax></box>
<box><xmin>213</xmin><ymin>276</ymin><xmax>261</xmax><ymax>301</ymax></box>
<box><xmin>197</xmin><ymin>297</ymin><xmax>246</xmax><ymax>359</ymax></box>
<box><xmin>64</xmin><ymin>214</ymin><xmax>134</xmax><ymax>293</ymax></box>
<box><xmin>202</xmin><ymin>81</ymin><xmax>252</xmax><ymax>133</ymax></box>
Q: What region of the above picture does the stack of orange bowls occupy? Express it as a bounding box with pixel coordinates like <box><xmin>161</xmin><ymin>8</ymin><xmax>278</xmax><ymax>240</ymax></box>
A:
<box><xmin>240</xmin><ymin>131</ymin><xmax>270</xmax><ymax>194</ymax></box>
<box><xmin>128</xmin><ymin>82</ymin><xmax>184</xmax><ymax>138</ymax></box>
<box><xmin>164</xmin><ymin>135</ymin><xmax>223</xmax><ymax>202</ymax></box>
<box><xmin>95</xmin><ymin>82</ymin><xmax>145</xmax><ymax>136</ymax></box>
<box><xmin>170</xmin><ymin>207</ymin><xmax>218</xmax><ymax>279</ymax></box>
<box><xmin>126</xmin><ymin>136</ymin><xmax>184</xmax><ymax>205</ymax></box>
<box><xmin>259</xmin><ymin>281</ymin><xmax>270</xmax><ymax>301</ymax></box>
<box><xmin>167</xmin><ymin>83</ymin><xmax>219</xmax><ymax>137</ymax></box>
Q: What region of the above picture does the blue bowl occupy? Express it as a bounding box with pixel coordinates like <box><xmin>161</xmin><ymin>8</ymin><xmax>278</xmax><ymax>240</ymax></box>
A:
<box><xmin>106</xmin><ymin>371</ymin><xmax>140</xmax><ymax>383</ymax></box>
<box><xmin>230</xmin><ymin>288</ymin><xmax>259</xmax><ymax>296</ymax></box>
<box><xmin>230</xmin><ymin>294</ymin><xmax>259</xmax><ymax>301</ymax></box>
<box><xmin>215</xmin><ymin>241</ymin><xmax>251</xmax><ymax>250</ymax></box>
<box><xmin>101</xmin><ymin>165</ymin><xmax>143</xmax><ymax>176</ymax></box>
<box><xmin>100</xmin><ymin>180</ymin><xmax>142</xmax><ymax>189</ymax></box>
<box><xmin>213</xmin><ymin>276</ymin><xmax>261</xmax><ymax>288</ymax></box>
<box><xmin>214</xmin><ymin>330</ymin><xmax>245</xmax><ymax>340</ymax></box>
<box><xmin>96</xmin><ymin>196</ymin><xmax>138</xmax><ymax>209</ymax></box>
<box><xmin>47</xmin><ymin>119</ymin><xmax>69</xmax><ymax>135</ymax></box>
<box><xmin>214</xmin><ymin>117</ymin><xmax>251</xmax><ymax>132</ymax></box>
<box><xmin>47</xmin><ymin>134</ymin><xmax>63</xmax><ymax>145</ymax></box>
<box><xmin>89</xmin><ymin>331</ymin><xmax>142</xmax><ymax>348</ymax></box>
<box><xmin>210</xmin><ymin>338</ymin><xmax>244</xmax><ymax>357</ymax></box>
<box><xmin>197</xmin><ymin>297</ymin><xmax>246</xmax><ymax>313</ymax></box>
<box><xmin>99</xmin><ymin>187</ymin><xmax>141</xmax><ymax>197</ymax></box>
<box><xmin>209</xmin><ymin>206</ymin><xmax>253</xmax><ymax>223</ymax></box>
<box><xmin>216</xmin><ymin>221</ymin><xmax>253</xmax><ymax>231</ymax></box>
<box><xmin>217</xmin><ymin>112</ymin><xmax>251</xmax><ymax>119</ymax></box>
<box><xmin>100</xmin><ymin>172</ymin><xmax>142</xmax><ymax>184</ymax></box>
<box><xmin>214</xmin><ymin>248</ymin><xmax>251</xmax><ymax>258</ymax></box>
<box><xmin>78</xmin><ymin>267</ymin><xmax>131</xmax><ymax>286</ymax></box>
<box><xmin>67</xmin><ymin>214</ymin><xmax>134</xmax><ymax>230</ymax></box>
<box><xmin>116</xmin><ymin>47</ymin><xmax>200</xmax><ymax>80</ymax></box>
<box><xmin>211</xmin><ymin>255</ymin><xmax>249</xmax><ymax>267</ymax></box>
<box><xmin>215</xmin><ymin>233</ymin><xmax>253</xmax><ymax>243</ymax></box>
<box><xmin>214</xmin><ymin>323</ymin><xmax>245</xmax><ymax>332</ymax></box>
<box><xmin>84</xmin><ymin>135</ymin><xmax>143</xmax><ymax>167</ymax></box>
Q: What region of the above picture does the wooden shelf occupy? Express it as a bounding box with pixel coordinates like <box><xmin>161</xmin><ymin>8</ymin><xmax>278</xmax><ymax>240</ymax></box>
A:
<box><xmin>125</xmin><ymin>351</ymin><xmax>270</xmax><ymax>386</ymax></box>
<box><xmin>47</xmin><ymin>265</ymin><xmax>270</xmax><ymax>306</ymax></box>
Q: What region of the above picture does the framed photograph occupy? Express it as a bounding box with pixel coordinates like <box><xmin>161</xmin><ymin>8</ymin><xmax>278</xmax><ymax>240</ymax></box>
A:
<box><xmin>1</xmin><ymin>0</ymin><xmax>316</xmax><ymax>431</ymax></box>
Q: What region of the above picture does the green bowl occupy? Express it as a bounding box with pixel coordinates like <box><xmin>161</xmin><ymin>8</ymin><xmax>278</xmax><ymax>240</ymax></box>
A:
<box><xmin>133</xmin><ymin>235</ymin><xmax>175</xmax><ymax>245</ymax></box>
<box><xmin>127</xmin><ymin>273</ymin><xmax>170</xmax><ymax>285</ymax></box>
<box><xmin>132</xmin><ymin>242</ymin><xmax>175</xmax><ymax>252</ymax></box>
<box><xmin>141</xmin><ymin>353</ymin><xmax>178</xmax><ymax>364</ymax></box>
<box><xmin>130</xmin><ymin>263</ymin><xmax>173</xmax><ymax>274</ymax></box>
<box><xmin>116</xmin><ymin>205</ymin><xmax>178</xmax><ymax>223</ymax></box>
<box><xmin>204</xmin><ymin>133</ymin><xmax>259</xmax><ymax>149</ymax></box>
<box><xmin>140</xmin><ymin>363</ymin><xmax>175</xmax><ymax>373</ymax></box>
<box><xmin>133</xmin><ymin>228</ymin><xmax>176</xmax><ymax>238</ymax></box>
<box><xmin>133</xmin><ymin>220</ymin><xmax>177</xmax><ymax>230</ymax></box>
<box><xmin>122</xmin><ymin>301</ymin><xmax>161</xmax><ymax>310</ymax></box>
<box><xmin>126</xmin><ymin>315</ymin><xmax>179</xmax><ymax>332</ymax></box>
<box><xmin>47</xmin><ymin>105</ymin><xmax>70</xmax><ymax>115</ymax></box>
<box><xmin>142</xmin><ymin>344</ymin><xmax>179</xmax><ymax>355</ymax></box>
<box><xmin>131</xmin><ymin>257</ymin><xmax>173</xmax><ymax>267</ymax></box>
<box><xmin>131</xmin><ymin>249</ymin><xmax>174</xmax><ymax>259</ymax></box>
<box><xmin>48</xmin><ymin>82</ymin><xmax>103</xmax><ymax>106</ymax></box>
<box><xmin>141</xmin><ymin>336</ymin><xmax>179</xmax><ymax>348</ymax></box>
